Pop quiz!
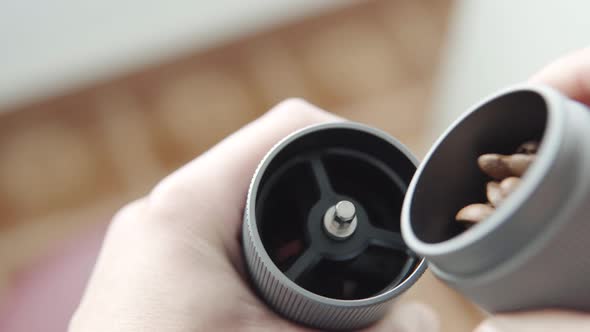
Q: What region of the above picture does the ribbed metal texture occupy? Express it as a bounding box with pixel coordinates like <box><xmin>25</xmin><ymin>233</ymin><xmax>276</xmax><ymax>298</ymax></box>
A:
<box><xmin>240</xmin><ymin>123</ymin><xmax>429</xmax><ymax>330</ymax></box>
<box><xmin>242</xmin><ymin>208</ymin><xmax>391</xmax><ymax>330</ymax></box>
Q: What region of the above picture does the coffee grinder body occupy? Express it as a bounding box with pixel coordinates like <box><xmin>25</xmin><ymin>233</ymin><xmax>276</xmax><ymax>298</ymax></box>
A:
<box><xmin>241</xmin><ymin>84</ymin><xmax>590</xmax><ymax>329</ymax></box>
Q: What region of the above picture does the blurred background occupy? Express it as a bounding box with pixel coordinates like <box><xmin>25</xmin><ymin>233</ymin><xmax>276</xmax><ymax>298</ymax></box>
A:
<box><xmin>1</xmin><ymin>0</ymin><xmax>589</xmax><ymax>331</ymax></box>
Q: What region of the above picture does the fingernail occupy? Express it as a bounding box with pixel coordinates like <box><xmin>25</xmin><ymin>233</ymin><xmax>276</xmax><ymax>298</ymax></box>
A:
<box><xmin>390</xmin><ymin>302</ymin><xmax>440</xmax><ymax>332</ymax></box>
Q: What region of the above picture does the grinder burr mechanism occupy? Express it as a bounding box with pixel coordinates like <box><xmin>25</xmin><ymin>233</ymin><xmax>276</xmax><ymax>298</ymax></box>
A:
<box><xmin>242</xmin><ymin>122</ymin><xmax>427</xmax><ymax>330</ymax></box>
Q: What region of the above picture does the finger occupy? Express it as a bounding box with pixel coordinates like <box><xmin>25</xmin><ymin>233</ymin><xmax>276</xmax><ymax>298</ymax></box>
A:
<box><xmin>529</xmin><ymin>47</ymin><xmax>590</xmax><ymax>105</ymax></box>
<box><xmin>148</xmin><ymin>99</ymin><xmax>342</xmax><ymax>261</ymax></box>
<box><xmin>474</xmin><ymin>310</ymin><xmax>590</xmax><ymax>332</ymax></box>
<box><xmin>365</xmin><ymin>302</ymin><xmax>439</xmax><ymax>332</ymax></box>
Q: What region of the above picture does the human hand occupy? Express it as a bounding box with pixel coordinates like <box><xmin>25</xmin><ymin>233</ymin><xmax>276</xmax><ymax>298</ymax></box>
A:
<box><xmin>473</xmin><ymin>48</ymin><xmax>590</xmax><ymax>332</ymax></box>
<box><xmin>69</xmin><ymin>99</ymin><xmax>439</xmax><ymax>332</ymax></box>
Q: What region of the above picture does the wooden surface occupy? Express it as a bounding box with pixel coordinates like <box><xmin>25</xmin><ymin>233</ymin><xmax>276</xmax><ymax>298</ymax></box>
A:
<box><xmin>0</xmin><ymin>0</ymin><xmax>484</xmax><ymax>330</ymax></box>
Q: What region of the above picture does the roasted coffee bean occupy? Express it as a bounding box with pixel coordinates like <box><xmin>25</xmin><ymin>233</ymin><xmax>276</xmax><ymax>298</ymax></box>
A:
<box><xmin>478</xmin><ymin>153</ymin><xmax>535</xmax><ymax>179</ymax></box>
<box><xmin>478</xmin><ymin>154</ymin><xmax>512</xmax><ymax>180</ymax></box>
<box><xmin>517</xmin><ymin>141</ymin><xmax>539</xmax><ymax>154</ymax></box>
<box><xmin>459</xmin><ymin>141</ymin><xmax>536</xmax><ymax>229</ymax></box>
<box><xmin>500</xmin><ymin>176</ymin><xmax>521</xmax><ymax>196</ymax></box>
<box><xmin>456</xmin><ymin>203</ymin><xmax>495</xmax><ymax>224</ymax></box>
<box><xmin>486</xmin><ymin>177</ymin><xmax>521</xmax><ymax>207</ymax></box>
<box><xmin>505</xmin><ymin>153</ymin><xmax>535</xmax><ymax>176</ymax></box>
<box><xmin>486</xmin><ymin>181</ymin><xmax>504</xmax><ymax>207</ymax></box>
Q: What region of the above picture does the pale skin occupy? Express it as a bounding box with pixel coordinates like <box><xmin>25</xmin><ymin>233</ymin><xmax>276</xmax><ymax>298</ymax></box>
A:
<box><xmin>71</xmin><ymin>49</ymin><xmax>590</xmax><ymax>332</ymax></box>
<box><xmin>69</xmin><ymin>100</ymin><xmax>438</xmax><ymax>332</ymax></box>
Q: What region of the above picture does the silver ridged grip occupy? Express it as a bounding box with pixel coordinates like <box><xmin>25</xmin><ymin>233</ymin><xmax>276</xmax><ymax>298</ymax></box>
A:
<box><xmin>242</xmin><ymin>218</ymin><xmax>390</xmax><ymax>330</ymax></box>
<box><xmin>242</xmin><ymin>122</ymin><xmax>427</xmax><ymax>330</ymax></box>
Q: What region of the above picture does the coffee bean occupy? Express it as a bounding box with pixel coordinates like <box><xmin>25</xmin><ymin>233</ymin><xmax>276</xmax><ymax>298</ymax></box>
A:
<box><xmin>500</xmin><ymin>177</ymin><xmax>521</xmax><ymax>196</ymax></box>
<box><xmin>505</xmin><ymin>154</ymin><xmax>535</xmax><ymax>176</ymax></box>
<box><xmin>486</xmin><ymin>181</ymin><xmax>504</xmax><ymax>207</ymax></box>
<box><xmin>517</xmin><ymin>141</ymin><xmax>539</xmax><ymax>154</ymax></box>
<box><xmin>456</xmin><ymin>203</ymin><xmax>495</xmax><ymax>224</ymax></box>
<box><xmin>458</xmin><ymin>140</ymin><xmax>536</xmax><ymax>229</ymax></box>
<box><xmin>478</xmin><ymin>154</ymin><xmax>512</xmax><ymax>180</ymax></box>
<box><xmin>478</xmin><ymin>153</ymin><xmax>535</xmax><ymax>179</ymax></box>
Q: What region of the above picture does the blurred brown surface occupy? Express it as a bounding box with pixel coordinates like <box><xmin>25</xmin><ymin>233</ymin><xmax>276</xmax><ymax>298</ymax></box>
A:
<box><xmin>0</xmin><ymin>0</ymin><xmax>484</xmax><ymax>330</ymax></box>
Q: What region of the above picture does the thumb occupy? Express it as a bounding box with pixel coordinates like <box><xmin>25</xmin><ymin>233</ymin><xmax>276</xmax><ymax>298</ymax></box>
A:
<box><xmin>529</xmin><ymin>47</ymin><xmax>590</xmax><ymax>105</ymax></box>
<box><xmin>475</xmin><ymin>311</ymin><xmax>590</xmax><ymax>332</ymax></box>
<box><xmin>147</xmin><ymin>98</ymin><xmax>342</xmax><ymax>265</ymax></box>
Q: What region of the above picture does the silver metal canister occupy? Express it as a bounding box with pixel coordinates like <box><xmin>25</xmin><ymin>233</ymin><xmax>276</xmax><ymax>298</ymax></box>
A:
<box><xmin>243</xmin><ymin>122</ymin><xmax>427</xmax><ymax>330</ymax></box>
<box><xmin>402</xmin><ymin>84</ymin><xmax>590</xmax><ymax>312</ymax></box>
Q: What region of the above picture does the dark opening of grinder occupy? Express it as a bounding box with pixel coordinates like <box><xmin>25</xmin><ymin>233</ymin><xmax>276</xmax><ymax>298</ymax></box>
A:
<box><xmin>409</xmin><ymin>90</ymin><xmax>548</xmax><ymax>244</ymax></box>
<box><xmin>255</xmin><ymin>126</ymin><xmax>418</xmax><ymax>300</ymax></box>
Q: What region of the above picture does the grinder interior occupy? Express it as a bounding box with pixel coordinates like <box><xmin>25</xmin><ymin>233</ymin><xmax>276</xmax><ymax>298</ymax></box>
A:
<box><xmin>255</xmin><ymin>126</ymin><xmax>418</xmax><ymax>300</ymax></box>
<box><xmin>409</xmin><ymin>90</ymin><xmax>548</xmax><ymax>244</ymax></box>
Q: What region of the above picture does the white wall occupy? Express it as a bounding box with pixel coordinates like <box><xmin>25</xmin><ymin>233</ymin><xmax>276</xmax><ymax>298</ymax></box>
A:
<box><xmin>0</xmin><ymin>0</ymin><xmax>351</xmax><ymax>109</ymax></box>
<box><xmin>430</xmin><ymin>0</ymin><xmax>590</xmax><ymax>140</ymax></box>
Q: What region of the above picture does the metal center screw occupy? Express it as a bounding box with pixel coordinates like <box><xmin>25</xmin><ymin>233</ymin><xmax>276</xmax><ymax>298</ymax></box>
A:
<box><xmin>335</xmin><ymin>200</ymin><xmax>356</xmax><ymax>224</ymax></box>
<box><xmin>323</xmin><ymin>200</ymin><xmax>358</xmax><ymax>240</ymax></box>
